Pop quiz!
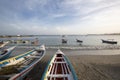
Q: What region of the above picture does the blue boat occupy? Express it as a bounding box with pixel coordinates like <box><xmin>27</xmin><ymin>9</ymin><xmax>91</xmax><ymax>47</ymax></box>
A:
<box><xmin>42</xmin><ymin>49</ymin><xmax>78</xmax><ymax>80</ymax></box>
<box><xmin>0</xmin><ymin>46</ymin><xmax>16</xmax><ymax>60</ymax></box>
<box><xmin>0</xmin><ymin>45</ymin><xmax>45</xmax><ymax>80</ymax></box>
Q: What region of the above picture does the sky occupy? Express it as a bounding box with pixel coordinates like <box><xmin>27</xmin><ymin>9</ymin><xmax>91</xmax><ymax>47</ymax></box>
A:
<box><xmin>0</xmin><ymin>0</ymin><xmax>120</xmax><ymax>35</ymax></box>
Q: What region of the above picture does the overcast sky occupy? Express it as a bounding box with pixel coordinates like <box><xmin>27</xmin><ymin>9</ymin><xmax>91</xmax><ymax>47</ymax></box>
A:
<box><xmin>0</xmin><ymin>0</ymin><xmax>120</xmax><ymax>35</ymax></box>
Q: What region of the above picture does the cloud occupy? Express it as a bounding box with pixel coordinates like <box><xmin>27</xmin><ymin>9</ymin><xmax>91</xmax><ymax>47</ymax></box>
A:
<box><xmin>0</xmin><ymin>0</ymin><xmax>120</xmax><ymax>35</ymax></box>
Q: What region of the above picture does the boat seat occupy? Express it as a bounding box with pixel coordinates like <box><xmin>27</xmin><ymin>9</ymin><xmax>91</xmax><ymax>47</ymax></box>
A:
<box><xmin>53</xmin><ymin>62</ymin><xmax>66</xmax><ymax>64</ymax></box>
<box><xmin>47</xmin><ymin>74</ymin><xmax>70</xmax><ymax>77</ymax></box>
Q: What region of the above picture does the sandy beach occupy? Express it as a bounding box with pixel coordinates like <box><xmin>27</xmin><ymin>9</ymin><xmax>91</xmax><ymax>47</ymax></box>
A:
<box><xmin>25</xmin><ymin>49</ymin><xmax>120</xmax><ymax>80</ymax></box>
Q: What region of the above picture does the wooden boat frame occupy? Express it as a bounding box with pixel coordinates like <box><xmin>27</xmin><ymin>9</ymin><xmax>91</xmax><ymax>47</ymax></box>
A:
<box><xmin>42</xmin><ymin>50</ymin><xmax>78</xmax><ymax>80</ymax></box>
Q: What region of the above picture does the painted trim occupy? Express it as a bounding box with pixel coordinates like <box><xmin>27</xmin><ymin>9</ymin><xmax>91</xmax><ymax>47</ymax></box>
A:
<box><xmin>0</xmin><ymin>50</ymin><xmax>34</xmax><ymax>67</ymax></box>
<box><xmin>41</xmin><ymin>54</ymin><xmax>54</xmax><ymax>80</ymax></box>
<box><xmin>64</xmin><ymin>55</ymin><xmax>78</xmax><ymax>80</ymax></box>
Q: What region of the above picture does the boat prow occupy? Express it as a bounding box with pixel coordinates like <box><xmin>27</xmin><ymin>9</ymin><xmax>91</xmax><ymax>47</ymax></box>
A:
<box><xmin>35</xmin><ymin>44</ymin><xmax>45</xmax><ymax>51</ymax></box>
<box><xmin>42</xmin><ymin>49</ymin><xmax>78</xmax><ymax>80</ymax></box>
<box><xmin>0</xmin><ymin>46</ymin><xmax>16</xmax><ymax>60</ymax></box>
<box><xmin>0</xmin><ymin>41</ymin><xmax>9</xmax><ymax>49</ymax></box>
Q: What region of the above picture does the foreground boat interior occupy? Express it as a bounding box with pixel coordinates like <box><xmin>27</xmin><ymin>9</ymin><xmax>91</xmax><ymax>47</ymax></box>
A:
<box><xmin>0</xmin><ymin>45</ymin><xmax>45</xmax><ymax>80</ymax></box>
<box><xmin>42</xmin><ymin>50</ymin><xmax>77</xmax><ymax>80</ymax></box>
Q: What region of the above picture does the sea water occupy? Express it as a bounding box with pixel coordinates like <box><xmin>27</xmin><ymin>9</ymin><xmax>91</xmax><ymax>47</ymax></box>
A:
<box><xmin>1</xmin><ymin>35</ymin><xmax>120</xmax><ymax>56</ymax></box>
<box><xmin>0</xmin><ymin>35</ymin><xmax>120</xmax><ymax>50</ymax></box>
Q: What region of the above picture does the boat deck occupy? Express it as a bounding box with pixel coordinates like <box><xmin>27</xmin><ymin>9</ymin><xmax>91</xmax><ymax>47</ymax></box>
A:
<box><xmin>47</xmin><ymin>54</ymin><xmax>73</xmax><ymax>80</ymax></box>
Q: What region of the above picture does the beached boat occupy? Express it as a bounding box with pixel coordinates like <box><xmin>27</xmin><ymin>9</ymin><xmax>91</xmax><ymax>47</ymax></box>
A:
<box><xmin>76</xmin><ymin>39</ymin><xmax>83</xmax><ymax>43</ymax></box>
<box><xmin>0</xmin><ymin>45</ymin><xmax>45</xmax><ymax>80</ymax></box>
<box><xmin>101</xmin><ymin>39</ymin><xmax>117</xmax><ymax>44</ymax></box>
<box><xmin>42</xmin><ymin>49</ymin><xmax>78</xmax><ymax>80</ymax></box>
<box><xmin>0</xmin><ymin>41</ymin><xmax>9</xmax><ymax>49</ymax></box>
<box><xmin>0</xmin><ymin>46</ymin><xmax>16</xmax><ymax>60</ymax></box>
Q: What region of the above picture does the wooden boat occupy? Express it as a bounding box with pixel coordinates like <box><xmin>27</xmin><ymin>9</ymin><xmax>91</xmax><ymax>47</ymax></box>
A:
<box><xmin>0</xmin><ymin>45</ymin><xmax>45</xmax><ymax>80</ymax></box>
<box><xmin>76</xmin><ymin>39</ymin><xmax>83</xmax><ymax>43</ymax></box>
<box><xmin>101</xmin><ymin>39</ymin><xmax>117</xmax><ymax>44</ymax></box>
<box><xmin>0</xmin><ymin>46</ymin><xmax>16</xmax><ymax>60</ymax></box>
<box><xmin>42</xmin><ymin>49</ymin><xmax>78</xmax><ymax>80</ymax></box>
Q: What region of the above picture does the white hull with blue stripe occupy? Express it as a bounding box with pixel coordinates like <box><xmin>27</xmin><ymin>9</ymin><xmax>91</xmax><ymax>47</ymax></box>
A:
<box><xmin>0</xmin><ymin>46</ymin><xmax>16</xmax><ymax>60</ymax></box>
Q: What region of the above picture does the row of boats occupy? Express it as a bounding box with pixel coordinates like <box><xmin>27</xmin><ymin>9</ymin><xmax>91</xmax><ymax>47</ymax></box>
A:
<box><xmin>0</xmin><ymin>45</ymin><xmax>78</xmax><ymax>80</ymax></box>
<box><xmin>62</xmin><ymin>38</ymin><xmax>83</xmax><ymax>44</ymax></box>
<box><xmin>62</xmin><ymin>38</ymin><xmax>118</xmax><ymax>44</ymax></box>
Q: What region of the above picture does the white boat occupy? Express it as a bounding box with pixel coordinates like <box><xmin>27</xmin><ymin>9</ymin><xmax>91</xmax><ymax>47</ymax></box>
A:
<box><xmin>0</xmin><ymin>46</ymin><xmax>16</xmax><ymax>60</ymax></box>
<box><xmin>0</xmin><ymin>41</ymin><xmax>9</xmax><ymax>49</ymax></box>
<box><xmin>0</xmin><ymin>45</ymin><xmax>45</xmax><ymax>80</ymax></box>
<box><xmin>42</xmin><ymin>49</ymin><xmax>78</xmax><ymax>80</ymax></box>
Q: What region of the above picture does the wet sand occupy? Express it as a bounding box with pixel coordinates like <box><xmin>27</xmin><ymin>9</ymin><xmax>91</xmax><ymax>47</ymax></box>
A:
<box><xmin>26</xmin><ymin>49</ymin><xmax>120</xmax><ymax>80</ymax></box>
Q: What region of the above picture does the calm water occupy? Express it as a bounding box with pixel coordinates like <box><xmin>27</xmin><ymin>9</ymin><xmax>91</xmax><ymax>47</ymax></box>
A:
<box><xmin>1</xmin><ymin>35</ymin><xmax>120</xmax><ymax>56</ymax></box>
<box><xmin>0</xmin><ymin>35</ymin><xmax>120</xmax><ymax>46</ymax></box>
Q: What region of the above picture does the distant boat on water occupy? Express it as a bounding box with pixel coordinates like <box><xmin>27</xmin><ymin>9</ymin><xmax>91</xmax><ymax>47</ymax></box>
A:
<box><xmin>42</xmin><ymin>49</ymin><xmax>78</xmax><ymax>80</ymax></box>
<box><xmin>62</xmin><ymin>39</ymin><xmax>67</xmax><ymax>43</ymax></box>
<box><xmin>0</xmin><ymin>45</ymin><xmax>45</xmax><ymax>80</ymax></box>
<box><xmin>101</xmin><ymin>39</ymin><xmax>117</xmax><ymax>44</ymax></box>
<box><xmin>76</xmin><ymin>39</ymin><xmax>83</xmax><ymax>43</ymax></box>
<box><xmin>0</xmin><ymin>46</ymin><xmax>16</xmax><ymax>60</ymax></box>
<box><xmin>61</xmin><ymin>35</ymin><xmax>67</xmax><ymax>44</ymax></box>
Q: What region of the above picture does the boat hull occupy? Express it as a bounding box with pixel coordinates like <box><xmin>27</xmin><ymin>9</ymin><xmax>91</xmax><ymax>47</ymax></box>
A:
<box><xmin>0</xmin><ymin>46</ymin><xmax>16</xmax><ymax>60</ymax></box>
<box><xmin>76</xmin><ymin>39</ymin><xmax>83</xmax><ymax>43</ymax></box>
<box><xmin>102</xmin><ymin>39</ymin><xmax>117</xmax><ymax>44</ymax></box>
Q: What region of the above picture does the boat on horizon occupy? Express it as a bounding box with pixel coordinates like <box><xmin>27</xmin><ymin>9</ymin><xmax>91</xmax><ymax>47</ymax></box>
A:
<box><xmin>0</xmin><ymin>46</ymin><xmax>16</xmax><ymax>60</ymax></box>
<box><xmin>62</xmin><ymin>39</ymin><xmax>67</xmax><ymax>44</ymax></box>
<box><xmin>76</xmin><ymin>39</ymin><xmax>83</xmax><ymax>43</ymax></box>
<box><xmin>61</xmin><ymin>35</ymin><xmax>67</xmax><ymax>44</ymax></box>
<box><xmin>101</xmin><ymin>39</ymin><xmax>117</xmax><ymax>44</ymax></box>
<box><xmin>0</xmin><ymin>45</ymin><xmax>45</xmax><ymax>80</ymax></box>
<box><xmin>42</xmin><ymin>49</ymin><xmax>78</xmax><ymax>80</ymax></box>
